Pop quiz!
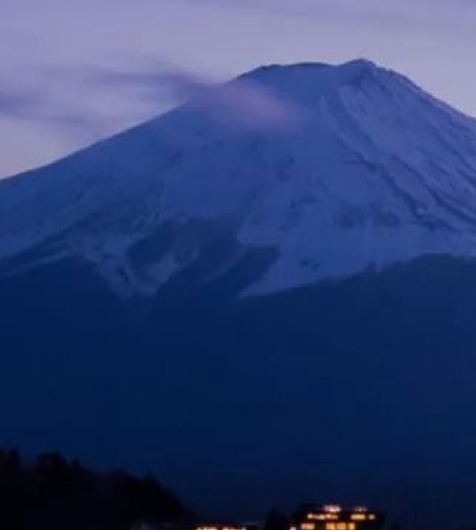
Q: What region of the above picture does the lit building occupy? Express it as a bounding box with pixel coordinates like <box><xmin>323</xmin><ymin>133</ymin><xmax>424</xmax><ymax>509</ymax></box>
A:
<box><xmin>290</xmin><ymin>504</ymin><xmax>385</xmax><ymax>530</ymax></box>
<box><xmin>194</xmin><ymin>522</ymin><xmax>248</xmax><ymax>530</ymax></box>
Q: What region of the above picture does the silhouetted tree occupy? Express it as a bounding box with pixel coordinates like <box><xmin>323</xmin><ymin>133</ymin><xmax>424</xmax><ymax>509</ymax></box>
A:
<box><xmin>263</xmin><ymin>509</ymin><xmax>289</xmax><ymax>530</ymax></box>
<box><xmin>0</xmin><ymin>447</ymin><xmax>189</xmax><ymax>530</ymax></box>
<box><xmin>0</xmin><ymin>449</ymin><xmax>23</xmax><ymax>529</ymax></box>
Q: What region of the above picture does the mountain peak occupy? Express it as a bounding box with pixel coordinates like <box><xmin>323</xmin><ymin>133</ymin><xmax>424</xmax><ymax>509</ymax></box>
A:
<box><xmin>335</xmin><ymin>58</ymin><xmax>380</xmax><ymax>80</ymax></box>
<box><xmin>245</xmin><ymin>59</ymin><xmax>380</xmax><ymax>79</ymax></box>
<box><xmin>339</xmin><ymin>57</ymin><xmax>378</xmax><ymax>71</ymax></box>
<box><xmin>247</xmin><ymin>58</ymin><xmax>378</xmax><ymax>76</ymax></box>
<box><xmin>240</xmin><ymin>58</ymin><xmax>393</xmax><ymax>105</ymax></box>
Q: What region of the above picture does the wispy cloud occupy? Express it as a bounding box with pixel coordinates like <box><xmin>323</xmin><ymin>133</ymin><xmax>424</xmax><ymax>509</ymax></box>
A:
<box><xmin>0</xmin><ymin>83</ymin><xmax>113</xmax><ymax>140</ymax></box>
<box><xmin>54</xmin><ymin>63</ymin><xmax>305</xmax><ymax>132</ymax></box>
<box><xmin>175</xmin><ymin>0</ymin><xmax>476</xmax><ymax>33</ymax></box>
<box><xmin>1</xmin><ymin>0</ymin><xmax>475</xmax><ymax>178</ymax></box>
<box><xmin>0</xmin><ymin>60</ymin><xmax>304</xmax><ymax>157</ymax></box>
<box><xmin>0</xmin><ymin>87</ymin><xmax>45</xmax><ymax>121</ymax></box>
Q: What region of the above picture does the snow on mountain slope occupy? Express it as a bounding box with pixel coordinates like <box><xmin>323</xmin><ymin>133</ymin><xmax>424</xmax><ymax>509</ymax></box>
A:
<box><xmin>1</xmin><ymin>59</ymin><xmax>476</xmax><ymax>296</ymax></box>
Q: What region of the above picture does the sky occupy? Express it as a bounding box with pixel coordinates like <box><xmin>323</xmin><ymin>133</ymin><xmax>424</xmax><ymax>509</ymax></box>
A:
<box><xmin>1</xmin><ymin>0</ymin><xmax>476</xmax><ymax>178</ymax></box>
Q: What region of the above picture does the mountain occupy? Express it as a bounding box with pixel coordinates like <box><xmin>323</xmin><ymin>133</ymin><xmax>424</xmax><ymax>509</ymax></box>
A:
<box><xmin>1</xmin><ymin>59</ymin><xmax>476</xmax><ymax>296</ymax></box>
<box><xmin>2</xmin><ymin>60</ymin><xmax>476</xmax><ymax>530</ymax></box>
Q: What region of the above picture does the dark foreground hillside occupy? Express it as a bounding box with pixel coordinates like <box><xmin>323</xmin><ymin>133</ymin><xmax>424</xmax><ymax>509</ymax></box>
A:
<box><xmin>2</xmin><ymin>255</ymin><xmax>476</xmax><ymax>529</ymax></box>
<box><xmin>0</xmin><ymin>449</ymin><xmax>189</xmax><ymax>530</ymax></box>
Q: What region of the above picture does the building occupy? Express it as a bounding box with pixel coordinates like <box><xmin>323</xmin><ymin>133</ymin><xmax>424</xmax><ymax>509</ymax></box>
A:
<box><xmin>194</xmin><ymin>522</ymin><xmax>248</xmax><ymax>530</ymax></box>
<box><xmin>290</xmin><ymin>504</ymin><xmax>385</xmax><ymax>530</ymax></box>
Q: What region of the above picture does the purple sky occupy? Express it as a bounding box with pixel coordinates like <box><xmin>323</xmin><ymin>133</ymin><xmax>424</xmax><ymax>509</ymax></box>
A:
<box><xmin>1</xmin><ymin>0</ymin><xmax>476</xmax><ymax>178</ymax></box>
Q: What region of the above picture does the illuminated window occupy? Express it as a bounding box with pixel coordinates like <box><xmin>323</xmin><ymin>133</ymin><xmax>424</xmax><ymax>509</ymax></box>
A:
<box><xmin>301</xmin><ymin>523</ymin><xmax>315</xmax><ymax>530</ymax></box>
<box><xmin>351</xmin><ymin>515</ymin><xmax>366</xmax><ymax>521</ymax></box>
<box><xmin>368</xmin><ymin>515</ymin><xmax>376</xmax><ymax>521</ymax></box>
<box><xmin>308</xmin><ymin>514</ymin><xmax>327</xmax><ymax>521</ymax></box>
<box><xmin>348</xmin><ymin>524</ymin><xmax>356</xmax><ymax>530</ymax></box>
<box><xmin>323</xmin><ymin>506</ymin><xmax>342</xmax><ymax>514</ymax></box>
<box><xmin>326</xmin><ymin>524</ymin><xmax>336</xmax><ymax>530</ymax></box>
<box><xmin>337</xmin><ymin>523</ymin><xmax>346</xmax><ymax>530</ymax></box>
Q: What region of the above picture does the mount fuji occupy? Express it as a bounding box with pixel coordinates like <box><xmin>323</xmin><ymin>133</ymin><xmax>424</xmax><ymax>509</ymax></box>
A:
<box><xmin>2</xmin><ymin>60</ymin><xmax>476</xmax><ymax>529</ymax></box>
<box><xmin>1</xmin><ymin>59</ymin><xmax>476</xmax><ymax>296</ymax></box>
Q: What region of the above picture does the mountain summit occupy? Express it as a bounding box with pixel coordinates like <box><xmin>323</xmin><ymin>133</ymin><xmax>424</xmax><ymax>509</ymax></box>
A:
<box><xmin>1</xmin><ymin>59</ymin><xmax>476</xmax><ymax>296</ymax></box>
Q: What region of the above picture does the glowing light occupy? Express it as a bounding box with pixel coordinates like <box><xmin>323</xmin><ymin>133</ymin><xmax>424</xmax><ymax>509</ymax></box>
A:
<box><xmin>323</xmin><ymin>506</ymin><xmax>342</xmax><ymax>514</ymax></box>
<box><xmin>301</xmin><ymin>523</ymin><xmax>315</xmax><ymax>530</ymax></box>
<box><xmin>351</xmin><ymin>515</ymin><xmax>366</xmax><ymax>521</ymax></box>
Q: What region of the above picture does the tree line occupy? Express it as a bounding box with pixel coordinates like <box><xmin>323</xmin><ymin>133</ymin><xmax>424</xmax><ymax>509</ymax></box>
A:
<box><xmin>0</xmin><ymin>448</ymin><xmax>190</xmax><ymax>530</ymax></box>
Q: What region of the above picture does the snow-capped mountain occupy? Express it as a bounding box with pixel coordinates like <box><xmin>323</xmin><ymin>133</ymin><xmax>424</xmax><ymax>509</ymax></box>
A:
<box><xmin>1</xmin><ymin>59</ymin><xmax>476</xmax><ymax>296</ymax></box>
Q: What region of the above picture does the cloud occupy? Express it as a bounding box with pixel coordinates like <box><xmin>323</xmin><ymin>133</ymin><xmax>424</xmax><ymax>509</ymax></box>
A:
<box><xmin>0</xmin><ymin>88</ymin><xmax>45</xmax><ymax>120</ymax></box>
<box><xmin>191</xmin><ymin>76</ymin><xmax>304</xmax><ymax>131</ymax></box>
<box><xmin>0</xmin><ymin>83</ymin><xmax>112</xmax><ymax>140</ymax></box>
<box><xmin>67</xmin><ymin>63</ymin><xmax>305</xmax><ymax>132</ymax></box>
<box><xmin>175</xmin><ymin>0</ymin><xmax>476</xmax><ymax>33</ymax></box>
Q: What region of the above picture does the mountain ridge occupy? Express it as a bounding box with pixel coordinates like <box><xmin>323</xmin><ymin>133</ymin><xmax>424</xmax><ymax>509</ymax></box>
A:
<box><xmin>3</xmin><ymin>253</ymin><xmax>476</xmax><ymax>530</ymax></box>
